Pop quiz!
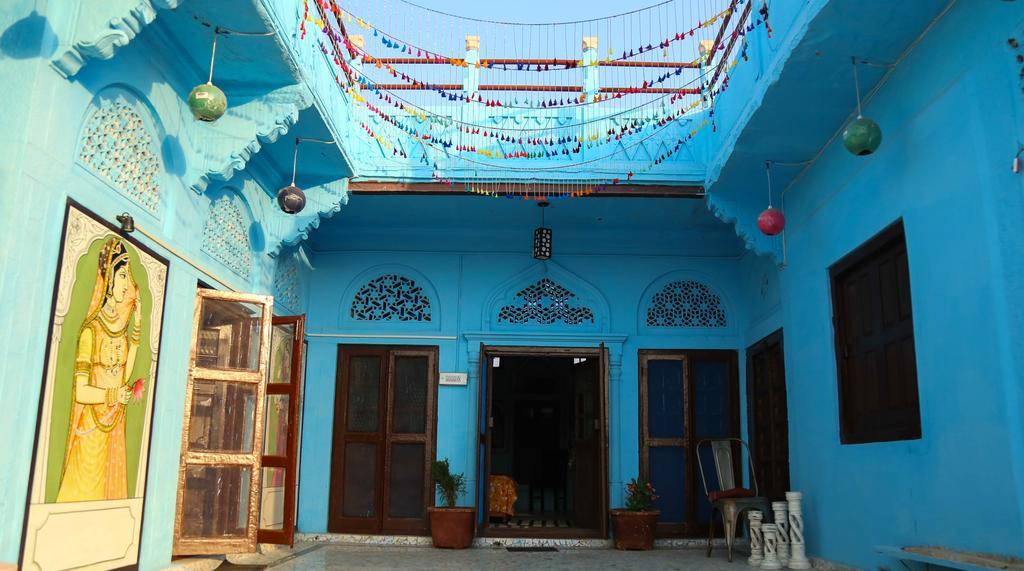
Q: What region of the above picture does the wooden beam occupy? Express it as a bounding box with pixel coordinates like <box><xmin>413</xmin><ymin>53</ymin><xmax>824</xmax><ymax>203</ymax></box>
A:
<box><xmin>706</xmin><ymin>0</ymin><xmax>739</xmax><ymax>67</ymax></box>
<box><xmin>709</xmin><ymin>0</ymin><xmax>752</xmax><ymax>90</ymax></box>
<box><xmin>361</xmin><ymin>83</ymin><xmax>702</xmax><ymax>95</ymax></box>
<box><xmin>370</xmin><ymin>58</ymin><xmax>700</xmax><ymax>69</ymax></box>
<box><xmin>348</xmin><ymin>181</ymin><xmax>705</xmax><ymax>198</ymax></box>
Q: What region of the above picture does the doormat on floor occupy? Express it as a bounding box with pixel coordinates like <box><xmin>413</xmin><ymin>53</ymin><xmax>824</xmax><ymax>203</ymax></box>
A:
<box><xmin>507</xmin><ymin>546</ymin><xmax>559</xmax><ymax>552</ymax></box>
<box><xmin>492</xmin><ymin>517</ymin><xmax>574</xmax><ymax>528</ymax></box>
<box><xmin>216</xmin><ymin>564</ymin><xmax>265</xmax><ymax>570</ymax></box>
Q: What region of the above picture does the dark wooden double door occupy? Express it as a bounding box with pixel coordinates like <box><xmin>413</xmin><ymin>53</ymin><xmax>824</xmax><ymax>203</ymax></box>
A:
<box><xmin>638</xmin><ymin>350</ymin><xmax>739</xmax><ymax>536</ymax></box>
<box><xmin>329</xmin><ymin>346</ymin><xmax>438</xmax><ymax>534</ymax></box>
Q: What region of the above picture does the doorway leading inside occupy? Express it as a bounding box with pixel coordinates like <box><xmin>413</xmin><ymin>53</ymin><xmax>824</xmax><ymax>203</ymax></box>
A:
<box><xmin>480</xmin><ymin>348</ymin><xmax>607</xmax><ymax>538</ymax></box>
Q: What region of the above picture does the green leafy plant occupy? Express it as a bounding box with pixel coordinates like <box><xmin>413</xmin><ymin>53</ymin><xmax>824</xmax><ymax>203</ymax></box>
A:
<box><xmin>431</xmin><ymin>458</ymin><xmax>467</xmax><ymax>508</ymax></box>
<box><xmin>624</xmin><ymin>476</ymin><xmax>658</xmax><ymax>511</ymax></box>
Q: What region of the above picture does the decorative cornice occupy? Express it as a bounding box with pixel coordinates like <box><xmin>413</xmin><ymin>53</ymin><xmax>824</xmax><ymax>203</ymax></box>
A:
<box><xmin>267</xmin><ymin>178</ymin><xmax>349</xmax><ymax>258</ymax></box>
<box><xmin>189</xmin><ymin>83</ymin><xmax>314</xmax><ymax>194</ymax></box>
<box><xmin>51</xmin><ymin>0</ymin><xmax>183</xmax><ymax>79</ymax></box>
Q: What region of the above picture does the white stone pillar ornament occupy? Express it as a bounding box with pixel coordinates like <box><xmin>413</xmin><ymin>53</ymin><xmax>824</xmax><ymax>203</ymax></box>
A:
<box><xmin>772</xmin><ymin>501</ymin><xmax>790</xmax><ymax>567</ymax></box>
<box><xmin>747</xmin><ymin>510</ymin><xmax>764</xmax><ymax>566</ymax></box>
<box><xmin>761</xmin><ymin>523</ymin><xmax>782</xmax><ymax>570</ymax></box>
<box><xmin>786</xmin><ymin>492</ymin><xmax>811</xmax><ymax>569</ymax></box>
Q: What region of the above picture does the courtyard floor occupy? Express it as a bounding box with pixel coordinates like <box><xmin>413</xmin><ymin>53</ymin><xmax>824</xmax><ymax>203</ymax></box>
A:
<box><xmin>227</xmin><ymin>543</ymin><xmax>745</xmax><ymax>570</ymax></box>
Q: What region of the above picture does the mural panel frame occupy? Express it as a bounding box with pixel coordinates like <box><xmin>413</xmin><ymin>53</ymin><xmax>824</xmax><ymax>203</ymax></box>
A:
<box><xmin>19</xmin><ymin>199</ymin><xmax>169</xmax><ymax>571</ymax></box>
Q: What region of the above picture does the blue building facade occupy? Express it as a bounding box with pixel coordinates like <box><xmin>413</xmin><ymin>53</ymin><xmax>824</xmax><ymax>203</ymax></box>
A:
<box><xmin>0</xmin><ymin>0</ymin><xmax>1022</xmax><ymax>569</ymax></box>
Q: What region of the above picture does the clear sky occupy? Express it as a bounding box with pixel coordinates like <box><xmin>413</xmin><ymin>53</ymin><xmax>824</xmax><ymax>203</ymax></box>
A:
<box><xmin>392</xmin><ymin>0</ymin><xmax>647</xmax><ymax>24</ymax></box>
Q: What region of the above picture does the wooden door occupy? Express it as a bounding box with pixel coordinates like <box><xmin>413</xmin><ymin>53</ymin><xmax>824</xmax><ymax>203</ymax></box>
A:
<box><xmin>476</xmin><ymin>343</ymin><xmax>489</xmax><ymax>530</ymax></box>
<box><xmin>173</xmin><ymin>289</ymin><xmax>274</xmax><ymax>555</ymax></box>
<box><xmin>747</xmin><ymin>330</ymin><xmax>790</xmax><ymax>501</ymax></box>
<box><xmin>258</xmin><ymin>315</ymin><xmax>305</xmax><ymax>544</ymax></box>
<box><xmin>328</xmin><ymin>346</ymin><xmax>437</xmax><ymax>534</ymax></box>
<box><xmin>639</xmin><ymin>350</ymin><xmax>738</xmax><ymax>537</ymax></box>
<box><xmin>639</xmin><ymin>353</ymin><xmax>689</xmax><ymax>536</ymax></box>
<box><xmin>572</xmin><ymin>358</ymin><xmax>600</xmax><ymax>529</ymax></box>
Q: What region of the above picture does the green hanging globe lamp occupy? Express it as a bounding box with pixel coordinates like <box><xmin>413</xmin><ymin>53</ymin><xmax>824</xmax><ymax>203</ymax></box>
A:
<box><xmin>843</xmin><ymin>115</ymin><xmax>882</xmax><ymax>156</ymax></box>
<box><xmin>188</xmin><ymin>82</ymin><xmax>227</xmax><ymax>122</ymax></box>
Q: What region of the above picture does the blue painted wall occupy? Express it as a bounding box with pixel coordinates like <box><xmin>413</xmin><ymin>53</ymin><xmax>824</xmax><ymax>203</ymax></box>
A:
<box><xmin>0</xmin><ymin>2</ymin><xmax>330</xmax><ymax>567</ymax></box>
<box><xmin>5</xmin><ymin>0</ymin><xmax>1024</xmax><ymax>569</ymax></box>
<box><xmin>761</xmin><ymin>3</ymin><xmax>1024</xmax><ymax>568</ymax></box>
<box><xmin>294</xmin><ymin>196</ymin><xmax>778</xmax><ymax>532</ymax></box>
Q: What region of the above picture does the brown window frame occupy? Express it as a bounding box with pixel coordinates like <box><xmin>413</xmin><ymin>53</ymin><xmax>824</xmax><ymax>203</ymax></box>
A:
<box><xmin>829</xmin><ymin>219</ymin><xmax>921</xmax><ymax>445</ymax></box>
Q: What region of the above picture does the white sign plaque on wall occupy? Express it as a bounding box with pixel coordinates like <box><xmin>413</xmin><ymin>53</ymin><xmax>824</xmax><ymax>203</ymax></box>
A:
<box><xmin>439</xmin><ymin>372</ymin><xmax>468</xmax><ymax>386</ymax></box>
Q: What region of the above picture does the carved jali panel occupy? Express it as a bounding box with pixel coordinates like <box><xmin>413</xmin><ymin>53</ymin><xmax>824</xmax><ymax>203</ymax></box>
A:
<box><xmin>497</xmin><ymin>277</ymin><xmax>594</xmax><ymax>326</ymax></box>
<box><xmin>202</xmin><ymin>194</ymin><xmax>252</xmax><ymax>279</ymax></box>
<box><xmin>78</xmin><ymin>99</ymin><xmax>162</xmax><ymax>214</ymax></box>
<box><xmin>350</xmin><ymin>275</ymin><xmax>432</xmax><ymax>322</ymax></box>
<box><xmin>646</xmin><ymin>280</ymin><xmax>726</xmax><ymax>328</ymax></box>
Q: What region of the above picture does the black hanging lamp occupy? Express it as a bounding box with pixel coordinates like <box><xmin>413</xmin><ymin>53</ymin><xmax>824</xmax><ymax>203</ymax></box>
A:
<box><xmin>277</xmin><ymin>138</ymin><xmax>307</xmax><ymax>214</ymax></box>
<box><xmin>842</xmin><ymin>57</ymin><xmax>882</xmax><ymax>156</ymax></box>
<box><xmin>533</xmin><ymin>201</ymin><xmax>552</xmax><ymax>260</ymax></box>
<box><xmin>277</xmin><ymin>137</ymin><xmax>335</xmax><ymax>214</ymax></box>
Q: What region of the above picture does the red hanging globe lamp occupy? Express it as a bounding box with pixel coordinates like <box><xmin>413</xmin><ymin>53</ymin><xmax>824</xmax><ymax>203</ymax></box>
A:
<box><xmin>758</xmin><ymin>206</ymin><xmax>786</xmax><ymax>236</ymax></box>
<box><xmin>758</xmin><ymin>161</ymin><xmax>786</xmax><ymax>236</ymax></box>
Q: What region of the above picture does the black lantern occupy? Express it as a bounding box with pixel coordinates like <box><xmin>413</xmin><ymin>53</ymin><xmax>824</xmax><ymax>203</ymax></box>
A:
<box><xmin>533</xmin><ymin>201</ymin><xmax>552</xmax><ymax>260</ymax></box>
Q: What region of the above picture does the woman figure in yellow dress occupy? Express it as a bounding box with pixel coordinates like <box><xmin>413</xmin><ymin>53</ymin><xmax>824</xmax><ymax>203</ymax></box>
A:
<box><xmin>57</xmin><ymin>238</ymin><xmax>142</xmax><ymax>502</ymax></box>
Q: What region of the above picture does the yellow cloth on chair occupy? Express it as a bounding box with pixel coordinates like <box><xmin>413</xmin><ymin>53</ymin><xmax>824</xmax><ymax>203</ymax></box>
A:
<box><xmin>489</xmin><ymin>475</ymin><xmax>518</xmax><ymax>520</ymax></box>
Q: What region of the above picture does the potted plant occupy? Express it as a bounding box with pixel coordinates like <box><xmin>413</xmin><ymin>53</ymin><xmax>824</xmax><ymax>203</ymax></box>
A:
<box><xmin>610</xmin><ymin>476</ymin><xmax>660</xmax><ymax>550</ymax></box>
<box><xmin>427</xmin><ymin>458</ymin><xmax>475</xmax><ymax>549</ymax></box>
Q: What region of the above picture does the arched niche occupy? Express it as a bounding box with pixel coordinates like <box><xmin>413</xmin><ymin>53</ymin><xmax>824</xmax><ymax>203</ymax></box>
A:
<box><xmin>482</xmin><ymin>261</ymin><xmax>610</xmax><ymax>333</ymax></box>
<box><xmin>636</xmin><ymin>271</ymin><xmax>734</xmax><ymax>334</ymax></box>
<box><xmin>201</xmin><ymin>186</ymin><xmax>256</xmax><ymax>280</ymax></box>
<box><xmin>76</xmin><ymin>84</ymin><xmax>169</xmax><ymax>218</ymax></box>
<box><xmin>338</xmin><ymin>264</ymin><xmax>441</xmax><ymax>331</ymax></box>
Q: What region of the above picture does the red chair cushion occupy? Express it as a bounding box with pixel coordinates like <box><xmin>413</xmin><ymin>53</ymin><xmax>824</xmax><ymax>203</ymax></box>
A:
<box><xmin>708</xmin><ymin>487</ymin><xmax>756</xmax><ymax>503</ymax></box>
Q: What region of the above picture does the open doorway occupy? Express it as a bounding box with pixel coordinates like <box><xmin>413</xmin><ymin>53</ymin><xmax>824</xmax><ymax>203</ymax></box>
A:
<box><xmin>481</xmin><ymin>349</ymin><xmax>607</xmax><ymax>537</ymax></box>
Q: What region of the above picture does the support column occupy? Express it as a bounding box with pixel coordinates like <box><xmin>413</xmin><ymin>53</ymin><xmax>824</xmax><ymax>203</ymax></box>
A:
<box><xmin>747</xmin><ymin>510</ymin><xmax>764</xmax><ymax>566</ymax></box>
<box><xmin>582</xmin><ymin>36</ymin><xmax>599</xmax><ymax>97</ymax></box>
<box><xmin>772</xmin><ymin>501</ymin><xmax>790</xmax><ymax>567</ymax></box>
<box><xmin>349</xmin><ymin>35</ymin><xmax>365</xmax><ymax>74</ymax></box>
<box><xmin>464</xmin><ymin>35</ymin><xmax>480</xmax><ymax>96</ymax></box>
<box><xmin>761</xmin><ymin>523</ymin><xmax>782</xmax><ymax>570</ymax></box>
<box><xmin>786</xmin><ymin>492</ymin><xmax>811</xmax><ymax>569</ymax></box>
<box><xmin>581</xmin><ymin>36</ymin><xmax>599</xmax><ymax>159</ymax></box>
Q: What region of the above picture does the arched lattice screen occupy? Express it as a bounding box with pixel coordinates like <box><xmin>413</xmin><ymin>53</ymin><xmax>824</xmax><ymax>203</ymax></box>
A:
<box><xmin>350</xmin><ymin>274</ymin><xmax>432</xmax><ymax>322</ymax></box>
<box><xmin>78</xmin><ymin>98</ymin><xmax>162</xmax><ymax>213</ymax></box>
<box><xmin>273</xmin><ymin>255</ymin><xmax>301</xmax><ymax>311</ymax></box>
<box><xmin>498</xmin><ymin>278</ymin><xmax>594</xmax><ymax>325</ymax></box>
<box><xmin>202</xmin><ymin>194</ymin><xmax>252</xmax><ymax>279</ymax></box>
<box><xmin>646</xmin><ymin>280</ymin><xmax>727</xmax><ymax>328</ymax></box>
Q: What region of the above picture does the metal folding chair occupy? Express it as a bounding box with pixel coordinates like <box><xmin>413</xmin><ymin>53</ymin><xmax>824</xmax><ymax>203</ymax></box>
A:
<box><xmin>697</xmin><ymin>438</ymin><xmax>771</xmax><ymax>562</ymax></box>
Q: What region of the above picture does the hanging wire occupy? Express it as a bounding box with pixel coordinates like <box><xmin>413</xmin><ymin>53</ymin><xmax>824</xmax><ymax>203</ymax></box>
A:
<box><xmin>391</xmin><ymin>0</ymin><xmax>676</xmax><ymax>26</ymax></box>
<box><xmin>202</xmin><ymin>24</ymin><xmax>276</xmax><ymax>84</ymax></box>
<box><xmin>290</xmin><ymin>139</ymin><xmax>300</xmax><ymax>186</ymax></box>
<box><xmin>207</xmin><ymin>31</ymin><xmax>217</xmax><ymax>84</ymax></box>
<box><xmin>851</xmin><ymin>55</ymin><xmax>862</xmax><ymax>118</ymax></box>
<box><xmin>290</xmin><ymin>137</ymin><xmax>336</xmax><ymax>186</ymax></box>
<box><xmin>764</xmin><ymin>160</ymin><xmax>773</xmax><ymax>207</ymax></box>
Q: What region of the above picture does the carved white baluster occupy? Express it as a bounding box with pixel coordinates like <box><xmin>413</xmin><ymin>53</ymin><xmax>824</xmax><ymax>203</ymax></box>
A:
<box><xmin>747</xmin><ymin>510</ymin><xmax>764</xmax><ymax>566</ymax></box>
<box><xmin>786</xmin><ymin>492</ymin><xmax>811</xmax><ymax>569</ymax></box>
<box><xmin>772</xmin><ymin>501</ymin><xmax>790</xmax><ymax>567</ymax></box>
<box><xmin>761</xmin><ymin>523</ymin><xmax>781</xmax><ymax>570</ymax></box>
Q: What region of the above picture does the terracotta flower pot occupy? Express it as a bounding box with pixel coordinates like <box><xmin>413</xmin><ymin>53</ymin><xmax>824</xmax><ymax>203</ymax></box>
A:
<box><xmin>610</xmin><ymin>509</ymin><xmax>660</xmax><ymax>550</ymax></box>
<box><xmin>427</xmin><ymin>507</ymin><xmax>476</xmax><ymax>549</ymax></box>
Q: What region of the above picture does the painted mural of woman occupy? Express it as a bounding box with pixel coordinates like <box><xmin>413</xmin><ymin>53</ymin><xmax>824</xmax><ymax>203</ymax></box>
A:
<box><xmin>56</xmin><ymin>237</ymin><xmax>144</xmax><ymax>502</ymax></box>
